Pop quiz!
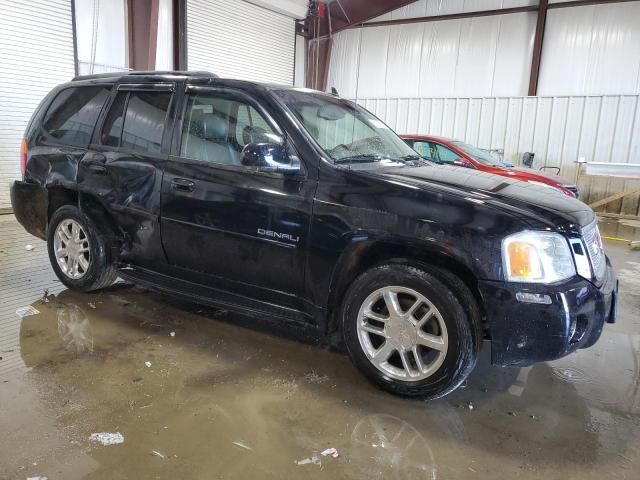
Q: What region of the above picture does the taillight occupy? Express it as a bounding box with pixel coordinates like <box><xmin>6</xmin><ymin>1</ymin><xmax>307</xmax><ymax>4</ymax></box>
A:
<box><xmin>20</xmin><ymin>138</ymin><xmax>27</xmax><ymax>177</ymax></box>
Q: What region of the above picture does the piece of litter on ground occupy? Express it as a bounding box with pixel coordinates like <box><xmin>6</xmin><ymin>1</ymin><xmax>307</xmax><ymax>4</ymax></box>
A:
<box><xmin>151</xmin><ymin>450</ymin><xmax>165</xmax><ymax>459</ymax></box>
<box><xmin>321</xmin><ymin>447</ymin><xmax>339</xmax><ymax>458</ymax></box>
<box><xmin>87</xmin><ymin>302</ymin><xmax>96</xmax><ymax>309</ymax></box>
<box><xmin>25</xmin><ymin>244</ymin><xmax>35</xmax><ymax>251</ymax></box>
<box><xmin>232</xmin><ymin>441</ymin><xmax>253</xmax><ymax>451</ymax></box>
<box><xmin>89</xmin><ymin>432</ymin><xmax>124</xmax><ymax>446</ymax></box>
<box><xmin>169</xmin><ymin>331</ymin><xmax>175</xmax><ymax>337</ymax></box>
<box><xmin>145</xmin><ymin>361</ymin><xmax>152</xmax><ymax>368</ymax></box>
<box><xmin>132</xmin><ymin>377</ymin><xmax>143</xmax><ymax>384</ymax></box>
<box><xmin>16</xmin><ymin>306</ymin><xmax>40</xmax><ymax>318</ymax></box>
<box><xmin>294</xmin><ymin>456</ymin><xmax>321</xmax><ymax>466</ymax></box>
<box><xmin>467</xmin><ymin>401</ymin><xmax>474</xmax><ymax>410</ymax></box>
<box><xmin>27</xmin><ymin>477</ymin><xmax>48</xmax><ymax>480</ymax></box>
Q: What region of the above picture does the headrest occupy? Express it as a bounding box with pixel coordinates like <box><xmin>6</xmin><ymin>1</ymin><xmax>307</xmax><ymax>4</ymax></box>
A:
<box><xmin>190</xmin><ymin>111</ymin><xmax>227</xmax><ymax>141</ymax></box>
<box><xmin>242</xmin><ymin>125</ymin><xmax>271</xmax><ymax>145</ymax></box>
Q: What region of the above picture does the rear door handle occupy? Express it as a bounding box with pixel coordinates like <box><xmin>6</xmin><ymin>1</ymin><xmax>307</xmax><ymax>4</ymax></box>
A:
<box><xmin>171</xmin><ymin>178</ymin><xmax>195</xmax><ymax>192</ymax></box>
<box><xmin>82</xmin><ymin>152</ymin><xmax>107</xmax><ymax>174</ymax></box>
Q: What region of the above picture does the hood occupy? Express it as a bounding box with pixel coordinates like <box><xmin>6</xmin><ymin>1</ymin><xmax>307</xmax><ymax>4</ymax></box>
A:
<box><xmin>371</xmin><ymin>164</ymin><xmax>594</xmax><ymax>229</ymax></box>
<box><xmin>507</xmin><ymin>167</ymin><xmax>574</xmax><ymax>187</ymax></box>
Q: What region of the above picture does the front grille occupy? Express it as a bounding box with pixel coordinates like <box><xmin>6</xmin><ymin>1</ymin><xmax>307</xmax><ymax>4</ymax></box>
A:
<box><xmin>581</xmin><ymin>221</ymin><xmax>605</xmax><ymax>280</ymax></box>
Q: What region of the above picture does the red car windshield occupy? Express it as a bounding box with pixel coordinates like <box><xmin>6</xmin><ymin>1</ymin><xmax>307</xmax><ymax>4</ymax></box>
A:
<box><xmin>450</xmin><ymin>141</ymin><xmax>505</xmax><ymax>167</ymax></box>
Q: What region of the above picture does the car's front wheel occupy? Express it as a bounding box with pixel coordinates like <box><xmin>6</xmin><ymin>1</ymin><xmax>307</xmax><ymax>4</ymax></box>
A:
<box><xmin>47</xmin><ymin>205</ymin><xmax>117</xmax><ymax>292</ymax></box>
<box><xmin>342</xmin><ymin>263</ymin><xmax>481</xmax><ymax>398</ymax></box>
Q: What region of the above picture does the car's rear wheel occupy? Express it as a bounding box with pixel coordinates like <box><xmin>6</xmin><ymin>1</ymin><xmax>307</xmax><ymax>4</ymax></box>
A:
<box><xmin>341</xmin><ymin>263</ymin><xmax>480</xmax><ymax>398</ymax></box>
<box><xmin>47</xmin><ymin>205</ymin><xmax>117</xmax><ymax>292</ymax></box>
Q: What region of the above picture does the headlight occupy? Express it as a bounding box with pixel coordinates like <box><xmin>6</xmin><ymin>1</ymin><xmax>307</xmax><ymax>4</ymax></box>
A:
<box><xmin>502</xmin><ymin>231</ymin><xmax>575</xmax><ymax>283</ymax></box>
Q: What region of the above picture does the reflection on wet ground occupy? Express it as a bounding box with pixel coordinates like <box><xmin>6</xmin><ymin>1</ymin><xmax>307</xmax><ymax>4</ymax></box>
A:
<box><xmin>1</xmin><ymin>214</ymin><xmax>639</xmax><ymax>480</ymax></box>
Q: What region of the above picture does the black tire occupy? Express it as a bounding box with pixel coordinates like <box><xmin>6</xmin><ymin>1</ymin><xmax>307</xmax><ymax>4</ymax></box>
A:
<box><xmin>341</xmin><ymin>262</ymin><xmax>481</xmax><ymax>399</ymax></box>
<box><xmin>47</xmin><ymin>205</ymin><xmax>117</xmax><ymax>292</ymax></box>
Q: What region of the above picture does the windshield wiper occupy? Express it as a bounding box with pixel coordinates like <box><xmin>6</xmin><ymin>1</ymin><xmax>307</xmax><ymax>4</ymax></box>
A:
<box><xmin>399</xmin><ymin>154</ymin><xmax>421</xmax><ymax>161</ymax></box>
<box><xmin>333</xmin><ymin>154</ymin><xmax>382</xmax><ymax>164</ymax></box>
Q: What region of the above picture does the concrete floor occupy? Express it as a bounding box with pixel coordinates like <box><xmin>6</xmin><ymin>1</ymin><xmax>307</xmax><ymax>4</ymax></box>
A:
<box><xmin>0</xmin><ymin>213</ymin><xmax>639</xmax><ymax>480</ymax></box>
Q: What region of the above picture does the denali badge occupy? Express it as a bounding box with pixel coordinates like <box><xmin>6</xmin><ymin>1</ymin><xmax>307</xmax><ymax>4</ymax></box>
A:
<box><xmin>257</xmin><ymin>228</ymin><xmax>300</xmax><ymax>243</ymax></box>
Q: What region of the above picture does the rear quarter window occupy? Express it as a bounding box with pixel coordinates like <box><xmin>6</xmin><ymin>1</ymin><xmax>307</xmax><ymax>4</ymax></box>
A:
<box><xmin>40</xmin><ymin>86</ymin><xmax>111</xmax><ymax>148</ymax></box>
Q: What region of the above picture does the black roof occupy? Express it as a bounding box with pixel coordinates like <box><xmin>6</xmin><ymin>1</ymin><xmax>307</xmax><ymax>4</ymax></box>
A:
<box><xmin>70</xmin><ymin>70</ymin><xmax>329</xmax><ymax>97</ymax></box>
<box><xmin>72</xmin><ymin>70</ymin><xmax>218</xmax><ymax>82</ymax></box>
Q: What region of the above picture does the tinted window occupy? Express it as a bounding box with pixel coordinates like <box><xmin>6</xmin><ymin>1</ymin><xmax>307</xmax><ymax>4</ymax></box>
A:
<box><xmin>180</xmin><ymin>92</ymin><xmax>278</xmax><ymax>166</ymax></box>
<box><xmin>100</xmin><ymin>90</ymin><xmax>171</xmax><ymax>153</ymax></box>
<box><xmin>42</xmin><ymin>86</ymin><xmax>110</xmax><ymax>147</ymax></box>
<box><xmin>121</xmin><ymin>91</ymin><xmax>172</xmax><ymax>154</ymax></box>
<box><xmin>235</xmin><ymin>104</ymin><xmax>273</xmax><ymax>148</ymax></box>
<box><xmin>101</xmin><ymin>92</ymin><xmax>127</xmax><ymax>147</ymax></box>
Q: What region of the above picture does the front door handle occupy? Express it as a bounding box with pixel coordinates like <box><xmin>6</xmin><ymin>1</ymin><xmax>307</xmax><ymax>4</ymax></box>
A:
<box><xmin>171</xmin><ymin>178</ymin><xmax>195</xmax><ymax>192</ymax></box>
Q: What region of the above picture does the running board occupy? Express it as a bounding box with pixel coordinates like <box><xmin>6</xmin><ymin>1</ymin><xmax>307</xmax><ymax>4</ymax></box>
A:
<box><xmin>117</xmin><ymin>266</ymin><xmax>314</xmax><ymax>328</ymax></box>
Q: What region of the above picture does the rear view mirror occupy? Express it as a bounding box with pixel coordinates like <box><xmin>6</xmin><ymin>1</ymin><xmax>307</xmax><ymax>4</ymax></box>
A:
<box><xmin>240</xmin><ymin>143</ymin><xmax>301</xmax><ymax>175</ymax></box>
<box><xmin>522</xmin><ymin>152</ymin><xmax>535</xmax><ymax>168</ymax></box>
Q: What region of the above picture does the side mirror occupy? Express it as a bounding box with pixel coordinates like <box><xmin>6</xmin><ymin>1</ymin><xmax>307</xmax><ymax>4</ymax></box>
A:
<box><xmin>453</xmin><ymin>158</ymin><xmax>473</xmax><ymax>168</ymax></box>
<box><xmin>522</xmin><ymin>152</ymin><xmax>535</xmax><ymax>168</ymax></box>
<box><xmin>240</xmin><ymin>142</ymin><xmax>301</xmax><ymax>174</ymax></box>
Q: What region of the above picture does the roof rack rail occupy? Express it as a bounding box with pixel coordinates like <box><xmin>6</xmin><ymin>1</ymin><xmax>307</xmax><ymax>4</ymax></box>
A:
<box><xmin>72</xmin><ymin>70</ymin><xmax>218</xmax><ymax>82</ymax></box>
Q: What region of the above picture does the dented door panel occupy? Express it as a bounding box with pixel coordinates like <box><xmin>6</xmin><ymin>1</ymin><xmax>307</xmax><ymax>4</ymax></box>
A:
<box><xmin>77</xmin><ymin>149</ymin><xmax>167</xmax><ymax>267</ymax></box>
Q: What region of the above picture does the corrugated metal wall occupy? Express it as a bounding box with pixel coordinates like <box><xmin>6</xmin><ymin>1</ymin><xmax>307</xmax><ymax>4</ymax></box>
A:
<box><xmin>0</xmin><ymin>0</ymin><xmax>76</xmax><ymax>210</ymax></box>
<box><xmin>187</xmin><ymin>0</ymin><xmax>296</xmax><ymax>85</ymax></box>
<box><xmin>330</xmin><ymin>2</ymin><xmax>640</xmax><ymax>99</ymax></box>
<box><xmin>328</xmin><ymin>12</ymin><xmax>537</xmax><ymax>98</ymax></box>
<box><xmin>355</xmin><ymin>95</ymin><xmax>640</xmax><ymax>215</ymax></box>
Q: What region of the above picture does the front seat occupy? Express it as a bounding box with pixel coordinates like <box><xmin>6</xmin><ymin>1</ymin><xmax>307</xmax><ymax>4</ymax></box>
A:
<box><xmin>183</xmin><ymin>111</ymin><xmax>239</xmax><ymax>165</ymax></box>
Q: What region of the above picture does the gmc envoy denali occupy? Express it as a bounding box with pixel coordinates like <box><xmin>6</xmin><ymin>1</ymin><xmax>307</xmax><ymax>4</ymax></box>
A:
<box><xmin>11</xmin><ymin>71</ymin><xmax>617</xmax><ymax>398</ymax></box>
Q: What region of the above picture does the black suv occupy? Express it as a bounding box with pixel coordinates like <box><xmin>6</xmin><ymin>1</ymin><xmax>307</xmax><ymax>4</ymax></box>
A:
<box><xmin>11</xmin><ymin>71</ymin><xmax>617</xmax><ymax>398</ymax></box>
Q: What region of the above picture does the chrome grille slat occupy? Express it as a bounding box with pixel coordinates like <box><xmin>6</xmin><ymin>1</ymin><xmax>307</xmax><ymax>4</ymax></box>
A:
<box><xmin>581</xmin><ymin>221</ymin><xmax>605</xmax><ymax>280</ymax></box>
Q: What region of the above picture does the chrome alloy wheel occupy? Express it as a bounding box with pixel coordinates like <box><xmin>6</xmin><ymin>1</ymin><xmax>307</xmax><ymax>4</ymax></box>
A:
<box><xmin>53</xmin><ymin>219</ymin><xmax>91</xmax><ymax>279</ymax></box>
<box><xmin>356</xmin><ymin>286</ymin><xmax>448</xmax><ymax>381</ymax></box>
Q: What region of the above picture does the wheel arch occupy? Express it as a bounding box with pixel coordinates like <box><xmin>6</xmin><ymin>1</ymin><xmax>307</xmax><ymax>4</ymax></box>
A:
<box><xmin>325</xmin><ymin>238</ymin><xmax>485</xmax><ymax>334</ymax></box>
<box><xmin>47</xmin><ymin>187</ymin><xmax>121</xmax><ymax>247</ymax></box>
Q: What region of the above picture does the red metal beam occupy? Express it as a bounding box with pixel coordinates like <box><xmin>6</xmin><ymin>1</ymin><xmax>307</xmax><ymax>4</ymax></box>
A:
<box><xmin>547</xmin><ymin>0</ymin><xmax>640</xmax><ymax>9</ymax></box>
<box><xmin>528</xmin><ymin>0</ymin><xmax>548</xmax><ymax>96</ymax></box>
<box><xmin>355</xmin><ymin>5</ymin><xmax>538</xmax><ymax>30</ymax></box>
<box><xmin>173</xmin><ymin>0</ymin><xmax>187</xmax><ymax>69</ymax></box>
<box><xmin>308</xmin><ymin>0</ymin><xmax>417</xmax><ymax>39</ymax></box>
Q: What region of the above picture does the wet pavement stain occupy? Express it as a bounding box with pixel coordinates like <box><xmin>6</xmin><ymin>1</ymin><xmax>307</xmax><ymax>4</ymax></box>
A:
<box><xmin>0</xmin><ymin>214</ymin><xmax>639</xmax><ymax>480</ymax></box>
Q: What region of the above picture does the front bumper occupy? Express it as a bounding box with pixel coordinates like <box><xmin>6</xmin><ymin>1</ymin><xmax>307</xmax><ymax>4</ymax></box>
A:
<box><xmin>479</xmin><ymin>257</ymin><xmax>617</xmax><ymax>367</ymax></box>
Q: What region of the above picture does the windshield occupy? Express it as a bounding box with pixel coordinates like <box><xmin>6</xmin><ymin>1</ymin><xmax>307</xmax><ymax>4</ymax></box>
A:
<box><xmin>274</xmin><ymin>89</ymin><xmax>419</xmax><ymax>166</ymax></box>
<box><xmin>450</xmin><ymin>141</ymin><xmax>506</xmax><ymax>167</ymax></box>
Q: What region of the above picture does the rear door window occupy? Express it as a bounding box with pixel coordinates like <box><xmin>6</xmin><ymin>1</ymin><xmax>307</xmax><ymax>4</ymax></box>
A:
<box><xmin>41</xmin><ymin>86</ymin><xmax>111</xmax><ymax>147</ymax></box>
<box><xmin>100</xmin><ymin>90</ymin><xmax>172</xmax><ymax>154</ymax></box>
<box><xmin>121</xmin><ymin>91</ymin><xmax>172</xmax><ymax>154</ymax></box>
<box><xmin>101</xmin><ymin>92</ymin><xmax>127</xmax><ymax>147</ymax></box>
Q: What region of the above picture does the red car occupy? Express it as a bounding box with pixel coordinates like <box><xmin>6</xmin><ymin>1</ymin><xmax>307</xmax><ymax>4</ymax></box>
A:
<box><xmin>401</xmin><ymin>135</ymin><xmax>579</xmax><ymax>198</ymax></box>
